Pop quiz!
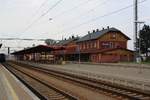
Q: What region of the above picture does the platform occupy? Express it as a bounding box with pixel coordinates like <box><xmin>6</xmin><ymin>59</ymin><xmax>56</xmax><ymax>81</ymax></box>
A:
<box><xmin>0</xmin><ymin>64</ymin><xmax>39</xmax><ymax>100</ymax></box>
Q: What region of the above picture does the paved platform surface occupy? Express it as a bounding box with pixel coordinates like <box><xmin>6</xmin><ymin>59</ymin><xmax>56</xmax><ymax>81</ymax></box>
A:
<box><xmin>0</xmin><ymin>64</ymin><xmax>39</xmax><ymax>100</ymax></box>
<box><xmin>28</xmin><ymin>62</ymin><xmax>150</xmax><ymax>83</ymax></box>
<box><xmin>19</xmin><ymin>61</ymin><xmax>150</xmax><ymax>91</ymax></box>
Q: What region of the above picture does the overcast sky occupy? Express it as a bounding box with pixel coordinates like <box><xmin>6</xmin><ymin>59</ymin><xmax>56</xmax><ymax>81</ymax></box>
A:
<box><xmin>0</xmin><ymin>0</ymin><xmax>150</xmax><ymax>53</ymax></box>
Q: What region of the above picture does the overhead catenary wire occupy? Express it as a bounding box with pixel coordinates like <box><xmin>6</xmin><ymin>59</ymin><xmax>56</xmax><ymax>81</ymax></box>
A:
<box><xmin>31</xmin><ymin>0</ymin><xmax>49</xmax><ymax>18</ymax></box>
<box><xmin>61</xmin><ymin>0</ymin><xmax>148</xmax><ymax>33</ymax></box>
<box><xmin>52</xmin><ymin>0</ymin><xmax>93</xmax><ymax>19</ymax></box>
<box><xmin>17</xmin><ymin>0</ymin><xmax>49</xmax><ymax>46</ymax></box>
<box><xmin>0</xmin><ymin>38</ymin><xmax>45</xmax><ymax>41</ymax></box>
<box><xmin>74</xmin><ymin>0</ymin><xmax>109</xmax><ymax>18</ymax></box>
<box><xmin>22</xmin><ymin>0</ymin><xmax>63</xmax><ymax>33</ymax></box>
<box><xmin>36</xmin><ymin>0</ymin><xmax>103</xmax><ymax>30</ymax></box>
<box><xmin>40</xmin><ymin>0</ymin><xmax>63</xmax><ymax>17</ymax></box>
<box><xmin>20</xmin><ymin>0</ymin><xmax>148</xmax><ymax>37</ymax></box>
<box><xmin>60</xmin><ymin>0</ymin><xmax>110</xmax><ymax>27</ymax></box>
<box><xmin>21</xmin><ymin>0</ymin><xmax>49</xmax><ymax>34</ymax></box>
<box><xmin>21</xmin><ymin>0</ymin><xmax>110</xmax><ymax>35</ymax></box>
<box><xmin>21</xmin><ymin>0</ymin><xmax>94</xmax><ymax>36</ymax></box>
<box><xmin>41</xmin><ymin>0</ymin><xmax>147</xmax><ymax>36</ymax></box>
<box><xmin>42</xmin><ymin>0</ymin><xmax>110</xmax><ymax>36</ymax></box>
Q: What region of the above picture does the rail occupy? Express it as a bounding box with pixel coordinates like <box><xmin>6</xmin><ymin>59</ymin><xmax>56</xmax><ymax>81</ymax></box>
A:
<box><xmin>3</xmin><ymin>63</ymin><xmax>78</xmax><ymax>100</ymax></box>
<box><xmin>21</xmin><ymin>61</ymin><xmax>150</xmax><ymax>92</ymax></box>
<box><xmin>8</xmin><ymin>61</ymin><xmax>150</xmax><ymax>99</ymax></box>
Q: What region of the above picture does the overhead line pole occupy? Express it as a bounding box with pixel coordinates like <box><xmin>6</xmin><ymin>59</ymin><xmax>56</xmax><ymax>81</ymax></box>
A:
<box><xmin>134</xmin><ymin>0</ymin><xmax>138</xmax><ymax>62</ymax></box>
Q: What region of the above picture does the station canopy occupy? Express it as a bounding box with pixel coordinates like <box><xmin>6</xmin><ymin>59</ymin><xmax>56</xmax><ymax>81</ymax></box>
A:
<box><xmin>12</xmin><ymin>45</ymin><xmax>65</xmax><ymax>55</ymax></box>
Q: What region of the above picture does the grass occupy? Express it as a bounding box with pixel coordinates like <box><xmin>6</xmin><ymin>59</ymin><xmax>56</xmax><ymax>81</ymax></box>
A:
<box><xmin>141</xmin><ymin>61</ymin><xmax>150</xmax><ymax>65</ymax></box>
<box><xmin>118</xmin><ymin>61</ymin><xmax>150</xmax><ymax>65</ymax></box>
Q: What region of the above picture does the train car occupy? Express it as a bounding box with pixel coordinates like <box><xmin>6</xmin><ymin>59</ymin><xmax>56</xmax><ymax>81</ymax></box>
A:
<box><xmin>0</xmin><ymin>53</ymin><xmax>6</xmax><ymax>63</ymax></box>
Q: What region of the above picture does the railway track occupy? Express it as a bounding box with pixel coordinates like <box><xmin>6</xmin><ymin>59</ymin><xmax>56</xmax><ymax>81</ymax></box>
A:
<box><xmin>2</xmin><ymin>63</ymin><xmax>77</xmax><ymax>100</ymax></box>
<box><xmin>5</xmin><ymin>62</ymin><xmax>150</xmax><ymax>100</ymax></box>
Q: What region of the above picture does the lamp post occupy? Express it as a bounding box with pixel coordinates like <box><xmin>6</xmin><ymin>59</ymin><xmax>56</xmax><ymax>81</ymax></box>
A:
<box><xmin>135</xmin><ymin>21</ymin><xmax>145</xmax><ymax>74</ymax></box>
<box><xmin>76</xmin><ymin>45</ymin><xmax>80</xmax><ymax>65</ymax></box>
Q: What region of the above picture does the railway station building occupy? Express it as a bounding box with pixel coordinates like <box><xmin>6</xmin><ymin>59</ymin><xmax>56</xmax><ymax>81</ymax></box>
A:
<box><xmin>12</xmin><ymin>27</ymin><xmax>134</xmax><ymax>63</ymax></box>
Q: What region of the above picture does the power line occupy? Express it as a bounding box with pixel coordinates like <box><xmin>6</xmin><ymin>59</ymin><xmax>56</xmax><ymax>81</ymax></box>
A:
<box><xmin>0</xmin><ymin>38</ymin><xmax>45</xmax><ymax>41</ymax></box>
<box><xmin>1</xmin><ymin>47</ymin><xmax>25</xmax><ymax>48</ymax></box>
<box><xmin>22</xmin><ymin>0</ymin><xmax>49</xmax><ymax>33</ymax></box>
<box><xmin>37</xmin><ymin>0</ymin><xmax>99</xmax><ymax>29</ymax></box>
<box><xmin>40</xmin><ymin>0</ymin><xmax>63</xmax><ymax>17</ymax></box>
<box><xmin>62</xmin><ymin>0</ymin><xmax>148</xmax><ymax>33</ymax></box>
<box><xmin>22</xmin><ymin>0</ymin><xmax>63</xmax><ymax>33</ymax></box>
<box><xmin>75</xmin><ymin>0</ymin><xmax>109</xmax><ymax>18</ymax></box>
<box><xmin>52</xmin><ymin>0</ymin><xmax>93</xmax><ymax>19</ymax></box>
<box><xmin>31</xmin><ymin>0</ymin><xmax>49</xmax><ymax>17</ymax></box>
<box><xmin>17</xmin><ymin>0</ymin><xmax>48</xmax><ymax>49</ymax></box>
<box><xmin>61</xmin><ymin>0</ymin><xmax>110</xmax><ymax>27</ymax></box>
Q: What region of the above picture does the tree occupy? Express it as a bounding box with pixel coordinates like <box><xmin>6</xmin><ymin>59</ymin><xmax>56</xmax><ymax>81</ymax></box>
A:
<box><xmin>139</xmin><ymin>24</ymin><xmax>150</xmax><ymax>59</ymax></box>
<box><xmin>45</xmin><ymin>39</ymin><xmax>56</xmax><ymax>45</ymax></box>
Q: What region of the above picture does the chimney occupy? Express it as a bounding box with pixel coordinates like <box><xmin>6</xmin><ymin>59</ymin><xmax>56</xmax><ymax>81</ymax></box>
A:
<box><xmin>96</xmin><ymin>29</ymin><xmax>99</xmax><ymax>32</ymax></box>
<box><xmin>107</xmin><ymin>26</ymin><xmax>109</xmax><ymax>29</ymax></box>
<box><xmin>88</xmin><ymin>31</ymin><xmax>91</xmax><ymax>39</ymax></box>
<box><xmin>93</xmin><ymin>30</ymin><xmax>95</xmax><ymax>33</ymax></box>
<box><xmin>72</xmin><ymin>35</ymin><xmax>75</xmax><ymax>39</ymax></box>
<box><xmin>89</xmin><ymin>33</ymin><xmax>91</xmax><ymax>39</ymax></box>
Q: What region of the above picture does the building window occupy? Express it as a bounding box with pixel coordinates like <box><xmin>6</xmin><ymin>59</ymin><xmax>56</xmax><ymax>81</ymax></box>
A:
<box><xmin>83</xmin><ymin>43</ymin><xmax>85</xmax><ymax>49</ymax></box>
<box><xmin>111</xmin><ymin>33</ymin><xmax>116</xmax><ymax>39</ymax></box>
<box><xmin>110</xmin><ymin>42</ymin><xmax>113</xmax><ymax>48</ymax></box>
<box><xmin>92</xmin><ymin>42</ymin><xmax>95</xmax><ymax>48</ymax></box>
<box><xmin>102</xmin><ymin>42</ymin><xmax>109</xmax><ymax>48</ymax></box>
<box><xmin>80</xmin><ymin>45</ymin><xmax>82</xmax><ymax>50</ymax></box>
<box><xmin>88</xmin><ymin>43</ymin><xmax>90</xmax><ymax>49</ymax></box>
<box><xmin>94</xmin><ymin>42</ymin><xmax>97</xmax><ymax>48</ymax></box>
<box><xmin>85</xmin><ymin>43</ymin><xmax>87</xmax><ymax>49</ymax></box>
<box><xmin>116</xmin><ymin>41</ymin><xmax>126</xmax><ymax>48</ymax></box>
<box><xmin>101</xmin><ymin>42</ymin><xmax>113</xmax><ymax>48</ymax></box>
<box><xmin>86</xmin><ymin>43</ymin><xmax>88</xmax><ymax>49</ymax></box>
<box><xmin>90</xmin><ymin>42</ymin><xmax>93</xmax><ymax>48</ymax></box>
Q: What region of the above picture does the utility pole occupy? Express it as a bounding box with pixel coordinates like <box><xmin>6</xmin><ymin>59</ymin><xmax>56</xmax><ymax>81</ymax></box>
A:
<box><xmin>136</xmin><ymin>21</ymin><xmax>145</xmax><ymax>62</ymax></box>
<box><xmin>134</xmin><ymin>0</ymin><xmax>138</xmax><ymax>62</ymax></box>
